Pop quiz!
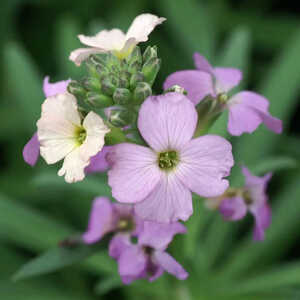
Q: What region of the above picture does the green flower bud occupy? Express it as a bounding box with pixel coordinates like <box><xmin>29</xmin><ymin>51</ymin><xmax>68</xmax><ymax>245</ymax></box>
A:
<box><xmin>142</xmin><ymin>57</ymin><xmax>161</xmax><ymax>86</ymax></box>
<box><xmin>67</xmin><ymin>81</ymin><xmax>87</xmax><ymax>98</ymax></box>
<box><xmin>119</xmin><ymin>72</ymin><xmax>129</xmax><ymax>88</ymax></box>
<box><xmin>106</xmin><ymin>52</ymin><xmax>121</xmax><ymax>70</ymax></box>
<box><xmin>83</xmin><ymin>77</ymin><xmax>101</xmax><ymax>92</ymax></box>
<box><xmin>143</xmin><ymin>46</ymin><xmax>157</xmax><ymax>63</ymax></box>
<box><xmin>113</xmin><ymin>88</ymin><xmax>132</xmax><ymax>105</ymax></box>
<box><xmin>109</xmin><ymin>108</ymin><xmax>135</xmax><ymax>127</ymax></box>
<box><xmin>86</xmin><ymin>92</ymin><xmax>114</xmax><ymax>108</ymax></box>
<box><xmin>101</xmin><ymin>77</ymin><xmax>116</xmax><ymax>96</ymax></box>
<box><xmin>133</xmin><ymin>82</ymin><xmax>152</xmax><ymax>104</ymax></box>
<box><xmin>89</xmin><ymin>53</ymin><xmax>107</xmax><ymax>66</ymax></box>
<box><xmin>128</xmin><ymin>60</ymin><xmax>142</xmax><ymax>74</ymax></box>
<box><xmin>127</xmin><ymin>46</ymin><xmax>142</xmax><ymax>66</ymax></box>
<box><xmin>85</xmin><ymin>60</ymin><xmax>100</xmax><ymax>78</ymax></box>
<box><xmin>130</xmin><ymin>72</ymin><xmax>145</xmax><ymax>89</ymax></box>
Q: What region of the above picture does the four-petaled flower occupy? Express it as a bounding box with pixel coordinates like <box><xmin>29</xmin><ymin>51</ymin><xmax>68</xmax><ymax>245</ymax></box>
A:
<box><xmin>37</xmin><ymin>92</ymin><xmax>109</xmax><ymax>183</ymax></box>
<box><xmin>218</xmin><ymin>166</ymin><xmax>272</xmax><ymax>241</ymax></box>
<box><xmin>164</xmin><ymin>53</ymin><xmax>282</xmax><ymax>136</ymax></box>
<box><xmin>108</xmin><ymin>92</ymin><xmax>234</xmax><ymax>223</ymax></box>
<box><xmin>69</xmin><ymin>13</ymin><xmax>166</xmax><ymax>65</ymax></box>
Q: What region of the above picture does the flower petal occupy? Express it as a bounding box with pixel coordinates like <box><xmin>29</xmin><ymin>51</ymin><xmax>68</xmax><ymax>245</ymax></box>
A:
<box><xmin>126</xmin><ymin>14</ymin><xmax>166</xmax><ymax>43</ymax></box>
<box><xmin>85</xmin><ymin>146</ymin><xmax>112</xmax><ymax>174</ymax></box>
<box><xmin>163</xmin><ymin>70</ymin><xmax>214</xmax><ymax>105</ymax></box>
<box><xmin>214</xmin><ymin>67</ymin><xmax>242</xmax><ymax>94</ymax></box>
<box><xmin>69</xmin><ymin>47</ymin><xmax>104</xmax><ymax>66</ymax></box>
<box><xmin>82</xmin><ymin>197</ymin><xmax>115</xmax><ymax>244</ymax></box>
<box><xmin>251</xmin><ymin>203</ymin><xmax>271</xmax><ymax>241</ymax></box>
<box><xmin>138</xmin><ymin>221</ymin><xmax>186</xmax><ymax>250</ymax></box>
<box><xmin>178</xmin><ymin>135</ymin><xmax>233</xmax><ymax>198</ymax></box>
<box><xmin>23</xmin><ymin>133</ymin><xmax>40</xmax><ymax>166</ymax></box>
<box><xmin>134</xmin><ymin>173</ymin><xmax>193</xmax><ymax>223</ymax></box>
<box><xmin>109</xmin><ymin>234</ymin><xmax>131</xmax><ymax>260</ymax></box>
<box><xmin>193</xmin><ymin>52</ymin><xmax>214</xmax><ymax>75</ymax></box>
<box><xmin>43</xmin><ymin>76</ymin><xmax>70</xmax><ymax>98</ymax></box>
<box><xmin>108</xmin><ymin>143</ymin><xmax>160</xmax><ymax>203</ymax></box>
<box><xmin>138</xmin><ymin>93</ymin><xmax>198</xmax><ymax>151</ymax></box>
<box><xmin>219</xmin><ymin>196</ymin><xmax>247</xmax><ymax>221</ymax></box>
<box><xmin>78</xmin><ymin>29</ymin><xmax>126</xmax><ymax>50</ymax></box>
<box><xmin>227</xmin><ymin>91</ymin><xmax>281</xmax><ymax>135</ymax></box>
<box><xmin>153</xmin><ymin>251</ymin><xmax>188</xmax><ymax>280</ymax></box>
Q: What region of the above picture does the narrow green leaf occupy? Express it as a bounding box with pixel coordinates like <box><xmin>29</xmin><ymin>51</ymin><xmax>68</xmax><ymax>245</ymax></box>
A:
<box><xmin>94</xmin><ymin>276</ymin><xmax>122</xmax><ymax>295</ymax></box>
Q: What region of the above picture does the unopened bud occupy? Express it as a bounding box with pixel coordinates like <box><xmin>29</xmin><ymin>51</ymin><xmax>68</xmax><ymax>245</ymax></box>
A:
<box><xmin>133</xmin><ymin>82</ymin><xmax>152</xmax><ymax>104</ymax></box>
<box><xmin>113</xmin><ymin>88</ymin><xmax>132</xmax><ymax>105</ymax></box>
<box><xmin>109</xmin><ymin>108</ymin><xmax>135</xmax><ymax>127</ymax></box>
<box><xmin>67</xmin><ymin>81</ymin><xmax>87</xmax><ymax>98</ymax></box>
<box><xmin>130</xmin><ymin>72</ymin><xmax>145</xmax><ymax>89</ymax></box>
<box><xmin>101</xmin><ymin>77</ymin><xmax>116</xmax><ymax>96</ymax></box>
<box><xmin>85</xmin><ymin>60</ymin><xmax>100</xmax><ymax>78</ymax></box>
<box><xmin>83</xmin><ymin>77</ymin><xmax>101</xmax><ymax>92</ymax></box>
<box><xmin>142</xmin><ymin>57</ymin><xmax>161</xmax><ymax>86</ymax></box>
<box><xmin>128</xmin><ymin>60</ymin><xmax>142</xmax><ymax>74</ymax></box>
<box><xmin>143</xmin><ymin>46</ymin><xmax>157</xmax><ymax>63</ymax></box>
<box><xmin>86</xmin><ymin>92</ymin><xmax>113</xmax><ymax>108</ymax></box>
<box><xmin>127</xmin><ymin>46</ymin><xmax>142</xmax><ymax>66</ymax></box>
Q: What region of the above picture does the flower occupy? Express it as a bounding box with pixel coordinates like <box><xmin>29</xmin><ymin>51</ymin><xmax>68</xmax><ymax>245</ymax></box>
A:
<box><xmin>84</xmin><ymin>146</ymin><xmax>112</xmax><ymax>174</ymax></box>
<box><xmin>23</xmin><ymin>76</ymin><xmax>70</xmax><ymax>166</ymax></box>
<box><xmin>37</xmin><ymin>92</ymin><xmax>109</xmax><ymax>183</ymax></box>
<box><xmin>219</xmin><ymin>166</ymin><xmax>272</xmax><ymax>241</ymax></box>
<box><xmin>113</xmin><ymin>221</ymin><xmax>188</xmax><ymax>284</ymax></box>
<box><xmin>163</xmin><ymin>53</ymin><xmax>282</xmax><ymax>136</ymax></box>
<box><xmin>70</xmin><ymin>13</ymin><xmax>166</xmax><ymax>65</ymax></box>
<box><xmin>82</xmin><ymin>196</ymin><xmax>143</xmax><ymax>245</ymax></box>
<box><xmin>108</xmin><ymin>93</ymin><xmax>234</xmax><ymax>223</ymax></box>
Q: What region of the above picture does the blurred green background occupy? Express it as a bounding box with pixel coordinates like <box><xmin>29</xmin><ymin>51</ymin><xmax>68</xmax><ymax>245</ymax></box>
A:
<box><xmin>1</xmin><ymin>0</ymin><xmax>300</xmax><ymax>299</ymax></box>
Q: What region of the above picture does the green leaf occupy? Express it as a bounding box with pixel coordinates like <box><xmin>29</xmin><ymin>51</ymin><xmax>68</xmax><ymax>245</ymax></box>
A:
<box><xmin>94</xmin><ymin>276</ymin><xmax>122</xmax><ymax>295</ymax></box>
<box><xmin>3</xmin><ymin>42</ymin><xmax>43</xmax><ymax>132</ymax></box>
<box><xmin>13</xmin><ymin>244</ymin><xmax>101</xmax><ymax>281</ymax></box>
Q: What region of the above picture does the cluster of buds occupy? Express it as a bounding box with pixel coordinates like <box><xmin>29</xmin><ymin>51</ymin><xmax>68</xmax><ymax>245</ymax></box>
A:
<box><xmin>67</xmin><ymin>46</ymin><xmax>160</xmax><ymax>128</ymax></box>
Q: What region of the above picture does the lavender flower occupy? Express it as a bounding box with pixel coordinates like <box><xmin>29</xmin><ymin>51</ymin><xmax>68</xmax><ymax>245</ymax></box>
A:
<box><xmin>219</xmin><ymin>166</ymin><xmax>272</xmax><ymax>241</ymax></box>
<box><xmin>113</xmin><ymin>221</ymin><xmax>188</xmax><ymax>284</ymax></box>
<box><xmin>163</xmin><ymin>53</ymin><xmax>282</xmax><ymax>136</ymax></box>
<box><xmin>108</xmin><ymin>92</ymin><xmax>234</xmax><ymax>223</ymax></box>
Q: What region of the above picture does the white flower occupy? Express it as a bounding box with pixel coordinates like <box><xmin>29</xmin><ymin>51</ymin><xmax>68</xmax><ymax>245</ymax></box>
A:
<box><xmin>69</xmin><ymin>13</ymin><xmax>166</xmax><ymax>65</ymax></box>
<box><xmin>37</xmin><ymin>92</ymin><xmax>110</xmax><ymax>183</ymax></box>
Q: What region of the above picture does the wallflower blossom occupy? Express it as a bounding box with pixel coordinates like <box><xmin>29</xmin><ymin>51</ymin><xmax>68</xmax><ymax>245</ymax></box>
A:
<box><xmin>218</xmin><ymin>166</ymin><xmax>272</xmax><ymax>241</ymax></box>
<box><xmin>163</xmin><ymin>53</ymin><xmax>282</xmax><ymax>136</ymax></box>
<box><xmin>83</xmin><ymin>197</ymin><xmax>143</xmax><ymax>245</ymax></box>
<box><xmin>22</xmin><ymin>77</ymin><xmax>70</xmax><ymax>166</ymax></box>
<box><xmin>37</xmin><ymin>92</ymin><xmax>109</xmax><ymax>183</ymax></box>
<box><xmin>70</xmin><ymin>13</ymin><xmax>166</xmax><ymax>65</ymax></box>
<box><xmin>108</xmin><ymin>92</ymin><xmax>234</xmax><ymax>223</ymax></box>
<box><xmin>113</xmin><ymin>221</ymin><xmax>188</xmax><ymax>284</ymax></box>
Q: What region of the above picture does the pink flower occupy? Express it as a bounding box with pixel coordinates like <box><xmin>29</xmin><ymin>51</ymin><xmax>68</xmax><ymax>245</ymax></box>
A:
<box><xmin>113</xmin><ymin>221</ymin><xmax>188</xmax><ymax>284</ymax></box>
<box><xmin>163</xmin><ymin>53</ymin><xmax>282</xmax><ymax>136</ymax></box>
<box><xmin>23</xmin><ymin>77</ymin><xmax>70</xmax><ymax>166</ymax></box>
<box><xmin>108</xmin><ymin>93</ymin><xmax>234</xmax><ymax>223</ymax></box>
<box><xmin>219</xmin><ymin>166</ymin><xmax>272</xmax><ymax>241</ymax></box>
<box><xmin>70</xmin><ymin>14</ymin><xmax>166</xmax><ymax>65</ymax></box>
<box><xmin>37</xmin><ymin>92</ymin><xmax>109</xmax><ymax>183</ymax></box>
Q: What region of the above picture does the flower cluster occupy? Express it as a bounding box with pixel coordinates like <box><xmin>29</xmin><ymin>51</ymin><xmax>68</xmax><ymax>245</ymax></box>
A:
<box><xmin>22</xmin><ymin>13</ymin><xmax>282</xmax><ymax>283</ymax></box>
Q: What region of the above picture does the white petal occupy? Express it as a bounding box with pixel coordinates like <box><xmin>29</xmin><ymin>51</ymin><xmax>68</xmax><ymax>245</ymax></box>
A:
<box><xmin>126</xmin><ymin>13</ymin><xmax>166</xmax><ymax>43</ymax></box>
<box><xmin>69</xmin><ymin>47</ymin><xmax>105</xmax><ymax>66</ymax></box>
<box><xmin>80</xmin><ymin>111</ymin><xmax>110</xmax><ymax>161</ymax></box>
<box><xmin>78</xmin><ymin>29</ymin><xmax>126</xmax><ymax>51</ymax></box>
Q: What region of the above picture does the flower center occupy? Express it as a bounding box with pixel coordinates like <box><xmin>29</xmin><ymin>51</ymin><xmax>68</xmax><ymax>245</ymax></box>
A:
<box><xmin>217</xmin><ymin>93</ymin><xmax>229</xmax><ymax>104</ymax></box>
<box><xmin>117</xmin><ymin>217</ymin><xmax>135</xmax><ymax>232</ymax></box>
<box><xmin>158</xmin><ymin>150</ymin><xmax>179</xmax><ymax>171</ymax></box>
<box><xmin>243</xmin><ymin>189</ymin><xmax>253</xmax><ymax>205</ymax></box>
<box><xmin>75</xmin><ymin>127</ymin><xmax>87</xmax><ymax>145</ymax></box>
<box><xmin>143</xmin><ymin>246</ymin><xmax>154</xmax><ymax>255</ymax></box>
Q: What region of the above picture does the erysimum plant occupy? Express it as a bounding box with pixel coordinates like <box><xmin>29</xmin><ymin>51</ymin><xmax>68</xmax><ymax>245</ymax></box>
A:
<box><xmin>17</xmin><ymin>12</ymin><xmax>285</xmax><ymax>289</ymax></box>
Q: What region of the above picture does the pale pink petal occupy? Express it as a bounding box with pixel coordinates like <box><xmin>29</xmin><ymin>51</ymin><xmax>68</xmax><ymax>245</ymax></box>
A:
<box><xmin>227</xmin><ymin>91</ymin><xmax>282</xmax><ymax>136</ymax></box>
<box><xmin>177</xmin><ymin>135</ymin><xmax>233</xmax><ymax>198</ymax></box>
<box><xmin>193</xmin><ymin>52</ymin><xmax>214</xmax><ymax>75</ymax></box>
<box><xmin>43</xmin><ymin>76</ymin><xmax>70</xmax><ymax>98</ymax></box>
<box><xmin>135</xmin><ymin>173</ymin><xmax>193</xmax><ymax>223</ymax></box>
<box><xmin>109</xmin><ymin>234</ymin><xmax>131</xmax><ymax>260</ymax></box>
<box><xmin>138</xmin><ymin>93</ymin><xmax>198</xmax><ymax>152</ymax></box>
<box><xmin>126</xmin><ymin>14</ymin><xmax>166</xmax><ymax>42</ymax></box>
<box><xmin>69</xmin><ymin>47</ymin><xmax>105</xmax><ymax>66</ymax></box>
<box><xmin>82</xmin><ymin>197</ymin><xmax>114</xmax><ymax>244</ymax></box>
<box><xmin>251</xmin><ymin>203</ymin><xmax>271</xmax><ymax>241</ymax></box>
<box><xmin>138</xmin><ymin>221</ymin><xmax>186</xmax><ymax>250</ymax></box>
<box><xmin>219</xmin><ymin>196</ymin><xmax>247</xmax><ymax>221</ymax></box>
<box><xmin>163</xmin><ymin>70</ymin><xmax>214</xmax><ymax>105</ymax></box>
<box><xmin>153</xmin><ymin>251</ymin><xmax>188</xmax><ymax>280</ymax></box>
<box><xmin>78</xmin><ymin>29</ymin><xmax>126</xmax><ymax>50</ymax></box>
<box><xmin>23</xmin><ymin>133</ymin><xmax>40</xmax><ymax>166</ymax></box>
<box><xmin>85</xmin><ymin>146</ymin><xmax>112</xmax><ymax>174</ymax></box>
<box><xmin>108</xmin><ymin>143</ymin><xmax>160</xmax><ymax>203</ymax></box>
<box><xmin>214</xmin><ymin>67</ymin><xmax>242</xmax><ymax>94</ymax></box>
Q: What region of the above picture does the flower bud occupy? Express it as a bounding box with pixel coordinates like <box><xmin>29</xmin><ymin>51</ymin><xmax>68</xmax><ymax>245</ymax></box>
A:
<box><xmin>142</xmin><ymin>57</ymin><xmax>161</xmax><ymax>86</ymax></box>
<box><xmin>128</xmin><ymin>60</ymin><xmax>142</xmax><ymax>74</ymax></box>
<box><xmin>143</xmin><ymin>46</ymin><xmax>158</xmax><ymax>63</ymax></box>
<box><xmin>101</xmin><ymin>77</ymin><xmax>116</xmax><ymax>96</ymax></box>
<box><xmin>86</xmin><ymin>92</ymin><xmax>114</xmax><ymax>108</ymax></box>
<box><xmin>133</xmin><ymin>82</ymin><xmax>152</xmax><ymax>104</ymax></box>
<box><xmin>127</xmin><ymin>46</ymin><xmax>142</xmax><ymax>66</ymax></box>
<box><xmin>67</xmin><ymin>81</ymin><xmax>87</xmax><ymax>98</ymax></box>
<box><xmin>83</xmin><ymin>77</ymin><xmax>101</xmax><ymax>92</ymax></box>
<box><xmin>130</xmin><ymin>72</ymin><xmax>145</xmax><ymax>89</ymax></box>
<box><xmin>85</xmin><ymin>60</ymin><xmax>100</xmax><ymax>78</ymax></box>
<box><xmin>109</xmin><ymin>108</ymin><xmax>135</xmax><ymax>127</ymax></box>
<box><xmin>113</xmin><ymin>88</ymin><xmax>132</xmax><ymax>105</ymax></box>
